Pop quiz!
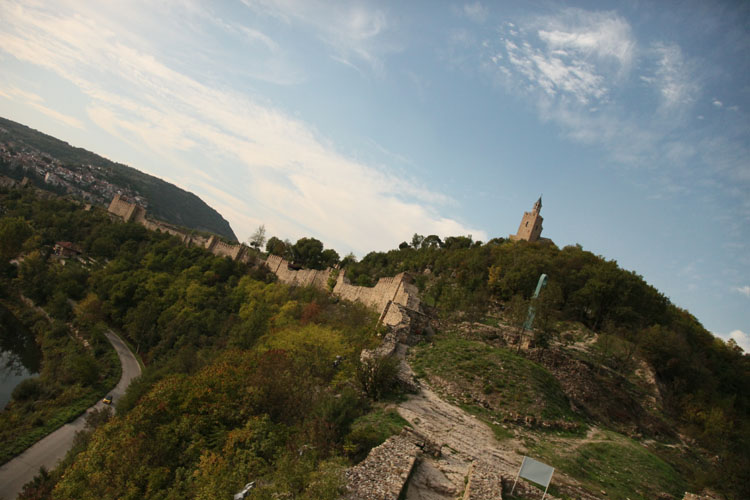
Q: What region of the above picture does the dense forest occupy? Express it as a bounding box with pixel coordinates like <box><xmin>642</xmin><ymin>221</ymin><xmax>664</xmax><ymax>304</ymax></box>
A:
<box><xmin>0</xmin><ymin>116</ymin><xmax>237</xmax><ymax>241</ymax></box>
<box><xmin>1</xmin><ymin>185</ymin><xmax>748</xmax><ymax>499</ymax></box>
<box><xmin>1</xmin><ymin>188</ymin><xmax>401</xmax><ymax>499</ymax></box>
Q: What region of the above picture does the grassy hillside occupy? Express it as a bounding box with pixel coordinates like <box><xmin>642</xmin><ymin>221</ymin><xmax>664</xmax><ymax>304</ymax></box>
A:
<box><xmin>340</xmin><ymin>234</ymin><xmax>750</xmax><ymax>499</ymax></box>
<box><xmin>0</xmin><ymin>116</ymin><xmax>237</xmax><ymax>241</ymax></box>
<box><xmin>2</xmin><ymin>187</ymin><xmax>748</xmax><ymax>499</ymax></box>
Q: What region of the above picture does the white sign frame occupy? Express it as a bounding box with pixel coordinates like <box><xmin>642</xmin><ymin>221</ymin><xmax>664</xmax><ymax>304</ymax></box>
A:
<box><xmin>510</xmin><ymin>456</ymin><xmax>555</xmax><ymax>500</ymax></box>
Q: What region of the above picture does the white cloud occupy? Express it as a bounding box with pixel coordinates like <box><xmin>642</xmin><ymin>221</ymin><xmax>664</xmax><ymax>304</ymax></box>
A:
<box><xmin>496</xmin><ymin>10</ymin><xmax>635</xmax><ymax>106</ymax></box>
<box><xmin>241</xmin><ymin>0</ymin><xmax>396</xmax><ymax>74</ymax></box>
<box><xmin>238</xmin><ymin>26</ymin><xmax>279</xmax><ymax>52</ymax></box>
<box><xmin>647</xmin><ymin>42</ymin><xmax>698</xmax><ymax>109</ymax></box>
<box><xmin>0</xmin><ymin>0</ymin><xmax>482</xmax><ymax>254</ymax></box>
<box><xmin>713</xmin><ymin>99</ymin><xmax>723</xmax><ymax>108</ymax></box>
<box><xmin>536</xmin><ymin>10</ymin><xmax>635</xmax><ymax>70</ymax></box>
<box><xmin>481</xmin><ymin>8</ymin><xmax>746</xmax><ymax>188</ymax></box>
<box><xmin>0</xmin><ymin>86</ymin><xmax>84</xmax><ymax>129</ymax></box>
<box><xmin>735</xmin><ymin>285</ymin><xmax>750</xmax><ymax>298</ymax></box>
<box><xmin>729</xmin><ymin>330</ymin><xmax>749</xmax><ymax>353</ymax></box>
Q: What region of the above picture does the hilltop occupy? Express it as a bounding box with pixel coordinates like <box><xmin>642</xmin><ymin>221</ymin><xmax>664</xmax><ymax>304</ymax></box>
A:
<box><xmin>0</xmin><ymin>116</ymin><xmax>237</xmax><ymax>241</ymax></box>
<box><xmin>0</xmin><ymin>184</ymin><xmax>747</xmax><ymax>500</ymax></box>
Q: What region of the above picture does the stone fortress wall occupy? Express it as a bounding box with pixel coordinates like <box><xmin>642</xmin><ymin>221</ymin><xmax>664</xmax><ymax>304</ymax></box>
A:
<box><xmin>108</xmin><ymin>195</ymin><xmax>422</xmax><ymax>328</ymax></box>
<box><xmin>107</xmin><ymin>195</ymin><xmax>252</xmax><ymax>264</ymax></box>
<box><xmin>108</xmin><ymin>194</ymin><xmax>146</xmax><ymax>224</ymax></box>
<box><xmin>265</xmin><ymin>254</ymin><xmax>422</xmax><ymax>328</ymax></box>
<box><xmin>265</xmin><ymin>254</ymin><xmax>331</xmax><ymax>290</ymax></box>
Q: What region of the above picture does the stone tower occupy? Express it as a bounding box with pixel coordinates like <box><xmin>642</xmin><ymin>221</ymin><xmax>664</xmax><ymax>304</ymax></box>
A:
<box><xmin>510</xmin><ymin>196</ymin><xmax>544</xmax><ymax>242</ymax></box>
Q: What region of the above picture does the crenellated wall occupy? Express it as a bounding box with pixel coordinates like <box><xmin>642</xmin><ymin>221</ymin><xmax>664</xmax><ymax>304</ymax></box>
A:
<box><xmin>107</xmin><ymin>195</ymin><xmax>252</xmax><ymax>263</ymax></box>
<box><xmin>106</xmin><ymin>195</ymin><xmax>421</xmax><ymax>326</ymax></box>
<box><xmin>265</xmin><ymin>254</ymin><xmax>332</xmax><ymax>289</ymax></box>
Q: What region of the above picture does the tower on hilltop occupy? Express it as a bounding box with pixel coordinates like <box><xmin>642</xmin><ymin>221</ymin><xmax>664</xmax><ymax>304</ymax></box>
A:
<box><xmin>510</xmin><ymin>196</ymin><xmax>544</xmax><ymax>242</ymax></box>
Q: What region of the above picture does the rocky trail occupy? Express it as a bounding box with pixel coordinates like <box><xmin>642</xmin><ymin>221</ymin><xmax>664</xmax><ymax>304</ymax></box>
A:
<box><xmin>344</xmin><ymin>345</ymin><xmax>601</xmax><ymax>500</ymax></box>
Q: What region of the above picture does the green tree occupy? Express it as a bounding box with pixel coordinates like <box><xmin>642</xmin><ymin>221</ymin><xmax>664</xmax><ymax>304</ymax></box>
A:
<box><xmin>266</xmin><ymin>236</ymin><xmax>288</xmax><ymax>257</ymax></box>
<box><xmin>321</xmin><ymin>248</ymin><xmax>340</xmax><ymax>268</ymax></box>
<box><xmin>443</xmin><ymin>235</ymin><xmax>472</xmax><ymax>250</ymax></box>
<box><xmin>292</xmin><ymin>237</ymin><xmax>325</xmax><ymax>269</ymax></box>
<box><xmin>422</xmin><ymin>234</ymin><xmax>443</xmax><ymax>249</ymax></box>
<box><xmin>0</xmin><ymin>217</ymin><xmax>33</xmax><ymax>262</ymax></box>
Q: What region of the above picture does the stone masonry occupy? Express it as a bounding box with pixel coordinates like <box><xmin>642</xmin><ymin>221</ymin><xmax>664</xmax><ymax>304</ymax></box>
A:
<box><xmin>108</xmin><ymin>194</ymin><xmax>146</xmax><ymax>223</ymax></box>
<box><xmin>343</xmin><ymin>431</ymin><xmax>421</xmax><ymax>500</ymax></box>
<box><xmin>108</xmin><ymin>195</ymin><xmax>424</xmax><ymax>329</ymax></box>
<box><xmin>510</xmin><ymin>196</ymin><xmax>544</xmax><ymax>243</ymax></box>
<box><xmin>107</xmin><ymin>195</ymin><xmax>253</xmax><ymax>264</ymax></box>
<box><xmin>264</xmin><ymin>254</ymin><xmax>424</xmax><ymax>330</ymax></box>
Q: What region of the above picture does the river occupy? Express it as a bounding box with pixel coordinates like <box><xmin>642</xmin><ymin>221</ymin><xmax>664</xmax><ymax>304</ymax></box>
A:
<box><xmin>0</xmin><ymin>303</ymin><xmax>41</xmax><ymax>409</ymax></box>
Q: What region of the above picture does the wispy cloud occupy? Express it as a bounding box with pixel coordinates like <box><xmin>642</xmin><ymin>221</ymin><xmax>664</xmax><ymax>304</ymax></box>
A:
<box><xmin>735</xmin><ymin>285</ymin><xmax>750</xmax><ymax>298</ymax></box>
<box><xmin>478</xmin><ymin>7</ymin><xmax>748</xmax><ymax>197</ymax></box>
<box><xmin>238</xmin><ymin>26</ymin><xmax>279</xmax><ymax>52</ymax></box>
<box><xmin>241</xmin><ymin>0</ymin><xmax>397</xmax><ymax>74</ymax></box>
<box><xmin>493</xmin><ymin>10</ymin><xmax>636</xmax><ymax>106</ymax></box>
<box><xmin>0</xmin><ymin>0</ymin><xmax>481</xmax><ymax>253</ymax></box>
<box><xmin>0</xmin><ymin>86</ymin><xmax>84</xmax><ymax>129</ymax></box>
<box><xmin>646</xmin><ymin>42</ymin><xmax>698</xmax><ymax>110</ymax></box>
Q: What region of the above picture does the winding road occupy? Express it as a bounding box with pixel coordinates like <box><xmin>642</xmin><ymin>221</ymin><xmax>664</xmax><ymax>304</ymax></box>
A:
<box><xmin>0</xmin><ymin>330</ymin><xmax>141</xmax><ymax>500</ymax></box>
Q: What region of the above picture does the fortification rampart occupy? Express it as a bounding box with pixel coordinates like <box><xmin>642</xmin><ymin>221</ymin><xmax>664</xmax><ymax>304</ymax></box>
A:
<box><xmin>108</xmin><ymin>194</ymin><xmax>146</xmax><ymax>223</ymax></box>
<box><xmin>204</xmin><ymin>235</ymin><xmax>251</xmax><ymax>262</ymax></box>
<box><xmin>107</xmin><ymin>195</ymin><xmax>251</xmax><ymax>263</ymax></box>
<box><xmin>263</xmin><ymin>255</ymin><xmax>422</xmax><ymax>329</ymax></box>
<box><xmin>107</xmin><ymin>195</ymin><xmax>420</xmax><ymax>325</ymax></box>
<box><xmin>264</xmin><ymin>254</ymin><xmax>331</xmax><ymax>289</ymax></box>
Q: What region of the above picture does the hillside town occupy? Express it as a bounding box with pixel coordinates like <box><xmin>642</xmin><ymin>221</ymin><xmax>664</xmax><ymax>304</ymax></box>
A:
<box><xmin>0</xmin><ymin>137</ymin><xmax>146</xmax><ymax>208</ymax></box>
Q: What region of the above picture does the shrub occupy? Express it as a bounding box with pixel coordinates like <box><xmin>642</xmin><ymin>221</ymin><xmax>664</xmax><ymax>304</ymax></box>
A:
<box><xmin>356</xmin><ymin>355</ymin><xmax>400</xmax><ymax>401</ymax></box>
<box><xmin>12</xmin><ymin>377</ymin><xmax>43</xmax><ymax>401</ymax></box>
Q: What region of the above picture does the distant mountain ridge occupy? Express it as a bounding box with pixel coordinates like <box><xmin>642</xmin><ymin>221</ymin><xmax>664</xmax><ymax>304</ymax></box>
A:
<box><xmin>0</xmin><ymin>116</ymin><xmax>237</xmax><ymax>241</ymax></box>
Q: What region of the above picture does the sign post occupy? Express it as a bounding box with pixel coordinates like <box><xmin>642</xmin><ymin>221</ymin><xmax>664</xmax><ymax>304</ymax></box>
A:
<box><xmin>511</xmin><ymin>456</ymin><xmax>555</xmax><ymax>500</ymax></box>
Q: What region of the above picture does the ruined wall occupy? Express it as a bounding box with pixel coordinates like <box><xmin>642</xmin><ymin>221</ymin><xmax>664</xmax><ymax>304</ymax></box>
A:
<box><xmin>334</xmin><ymin>272</ymin><xmax>406</xmax><ymax>313</ymax></box>
<box><xmin>106</xmin><ymin>195</ymin><xmax>420</xmax><ymax>321</ymax></box>
<box><xmin>265</xmin><ymin>254</ymin><xmax>332</xmax><ymax>289</ymax></box>
<box><xmin>107</xmin><ymin>195</ymin><xmax>251</xmax><ymax>263</ymax></box>
<box><xmin>264</xmin><ymin>254</ymin><xmax>422</xmax><ymax>329</ymax></box>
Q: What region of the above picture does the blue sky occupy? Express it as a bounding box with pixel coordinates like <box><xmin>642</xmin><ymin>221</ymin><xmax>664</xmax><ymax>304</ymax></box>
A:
<box><xmin>0</xmin><ymin>0</ymin><xmax>748</xmax><ymax>350</ymax></box>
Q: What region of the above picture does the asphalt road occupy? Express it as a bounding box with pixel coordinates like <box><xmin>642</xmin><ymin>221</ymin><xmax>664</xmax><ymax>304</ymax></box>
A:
<box><xmin>0</xmin><ymin>330</ymin><xmax>141</xmax><ymax>500</ymax></box>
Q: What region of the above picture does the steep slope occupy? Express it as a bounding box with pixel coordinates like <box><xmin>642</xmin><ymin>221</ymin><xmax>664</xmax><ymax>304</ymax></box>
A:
<box><xmin>0</xmin><ymin>116</ymin><xmax>237</xmax><ymax>241</ymax></box>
